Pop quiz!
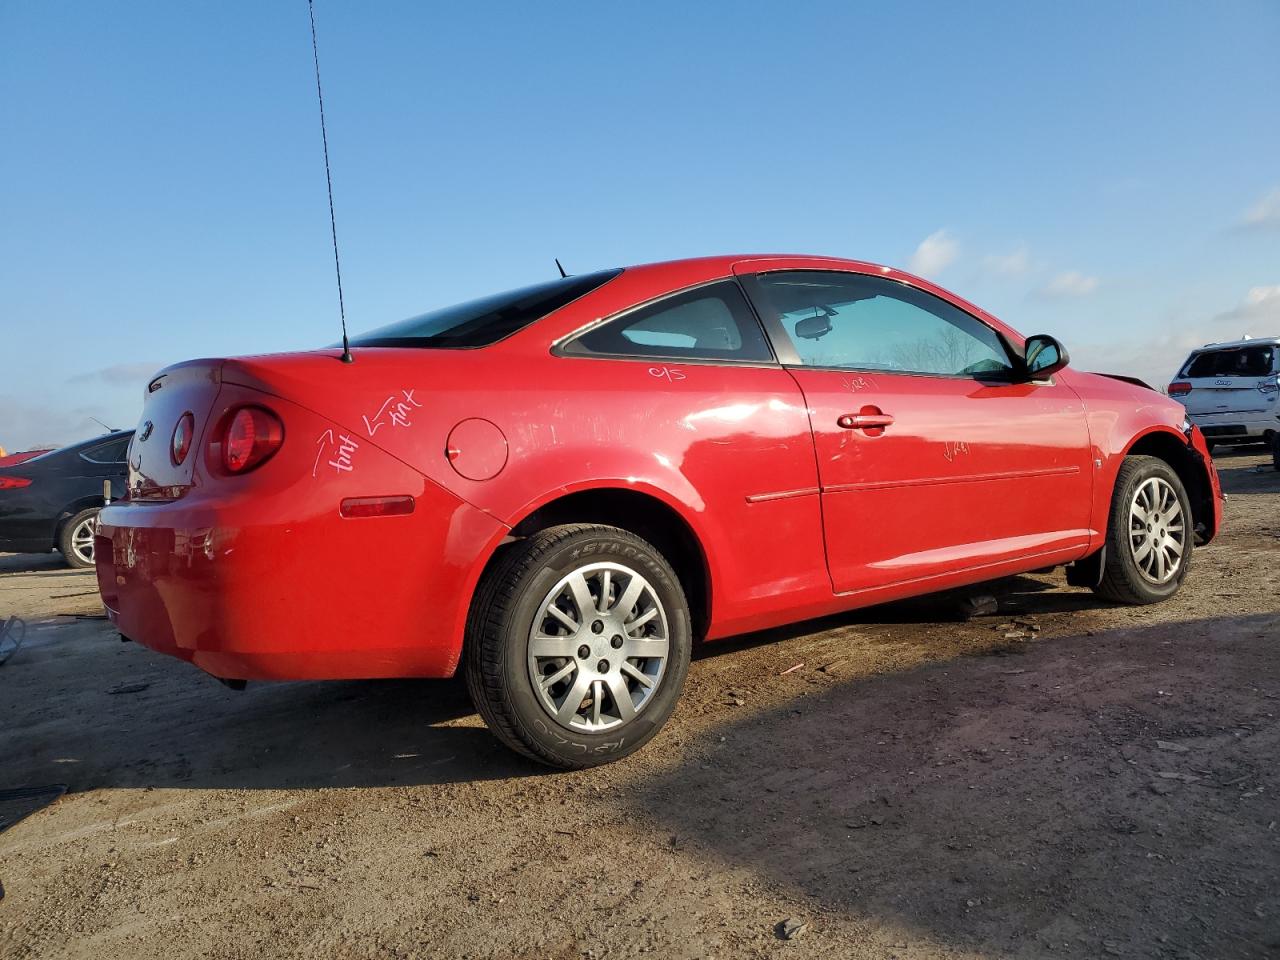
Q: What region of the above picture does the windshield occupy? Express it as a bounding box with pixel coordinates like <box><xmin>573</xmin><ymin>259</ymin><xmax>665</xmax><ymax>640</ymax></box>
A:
<box><xmin>347</xmin><ymin>269</ymin><xmax>622</xmax><ymax>349</ymax></box>
<box><xmin>1181</xmin><ymin>345</ymin><xmax>1275</xmax><ymax>378</ymax></box>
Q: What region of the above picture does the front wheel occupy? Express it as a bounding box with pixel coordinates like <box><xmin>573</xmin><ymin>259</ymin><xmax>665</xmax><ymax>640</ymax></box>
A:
<box><xmin>1093</xmin><ymin>456</ymin><xmax>1192</xmax><ymax>604</ymax></box>
<box><xmin>58</xmin><ymin>508</ymin><xmax>100</xmax><ymax>569</ymax></box>
<box><xmin>465</xmin><ymin>524</ymin><xmax>692</xmax><ymax>769</ymax></box>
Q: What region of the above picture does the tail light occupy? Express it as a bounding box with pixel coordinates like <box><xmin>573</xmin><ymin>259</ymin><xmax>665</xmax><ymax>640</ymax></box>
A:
<box><xmin>1168</xmin><ymin>382</ymin><xmax>1192</xmax><ymax>397</ymax></box>
<box><xmin>171</xmin><ymin>412</ymin><xmax>194</xmax><ymax>465</ymax></box>
<box><xmin>218</xmin><ymin>406</ymin><xmax>284</xmax><ymax>474</ymax></box>
<box><xmin>0</xmin><ymin>476</ymin><xmax>32</xmax><ymax>490</ymax></box>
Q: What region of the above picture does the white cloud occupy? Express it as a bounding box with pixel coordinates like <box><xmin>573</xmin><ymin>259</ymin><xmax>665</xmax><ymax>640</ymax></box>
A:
<box><xmin>982</xmin><ymin>247</ymin><xmax>1031</xmax><ymax>277</ymax></box>
<box><xmin>68</xmin><ymin>362</ymin><xmax>165</xmax><ymax>386</ymax></box>
<box><xmin>1211</xmin><ymin>285</ymin><xmax>1280</xmax><ymax>334</ymax></box>
<box><xmin>1069</xmin><ymin>331</ymin><xmax>1206</xmax><ymax>388</ymax></box>
<box><xmin>1240</xmin><ymin>187</ymin><xmax>1280</xmax><ymax>229</ymax></box>
<box><xmin>1069</xmin><ymin>285</ymin><xmax>1280</xmax><ymax>387</ymax></box>
<box><xmin>0</xmin><ymin>395</ymin><xmax>133</xmax><ymax>453</ymax></box>
<box><xmin>1040</xmin><ymin>271</ymin><xmax>1099</xmax><ymax>299</ymax></box>
<box><xmin>907</xmin><ymin>229</ymin><xmax>958</xmax><ymax>277</ymax></box>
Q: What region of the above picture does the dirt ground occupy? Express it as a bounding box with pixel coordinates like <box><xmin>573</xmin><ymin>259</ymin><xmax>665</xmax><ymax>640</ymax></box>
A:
<box><xmin>1</xmin><ymin>450</ymin><xmax>1277</xmax><ymax>960</ymax></box>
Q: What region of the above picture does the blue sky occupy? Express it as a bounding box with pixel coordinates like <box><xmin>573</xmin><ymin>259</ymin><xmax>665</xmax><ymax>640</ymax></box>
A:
<box><xmin>2</xmin><ymin>0</ymin><xmax>1278</xmax><ymax>449</ymax></box>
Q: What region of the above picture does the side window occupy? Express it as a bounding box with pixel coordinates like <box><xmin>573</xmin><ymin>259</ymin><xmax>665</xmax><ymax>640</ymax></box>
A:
<box><xmin>81</xmin><ymin>437</ymin><xmax>129</xmax><ymax>464</ymax></box>
<box><xmin>750</xmin><ymin>271</ymin><xmax>1015</xmax><ymax>378</ymax></box>
<box><xmin>564</xmin><ymin>281</ymin><xmax>774</xmax><ymax>363</ymax></box>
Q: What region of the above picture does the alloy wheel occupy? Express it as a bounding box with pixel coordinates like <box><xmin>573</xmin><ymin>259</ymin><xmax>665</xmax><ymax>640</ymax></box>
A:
<box><xmin>1127</xmin><ymin>476</ymin><xmax>1185</xmax><ymax>584</ymax></box>
<box><xmin>527</xmin><ymin>561</ymin><xmax>670</xmax><ymax>733</ymax></box>
<box><xmin>70</xmin><ymin>516</ymin><xmax>96</xmax><ymax>566</ymax></box>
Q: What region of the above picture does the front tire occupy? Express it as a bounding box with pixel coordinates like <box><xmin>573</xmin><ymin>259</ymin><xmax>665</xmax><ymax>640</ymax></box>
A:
<box><xmin>1094</xmin><ymin>456</ymin><xmax>1192</xmax><ymax>604</ymax></box>
<box><xmin>465</xmin><ymin>524</ymin><xmax>692</xmax><ymax>769</ymax></box>
<box><xmin>58</xmin><ymin>508</ymin><xmax>99</xmax><ymax>569</ymax></box>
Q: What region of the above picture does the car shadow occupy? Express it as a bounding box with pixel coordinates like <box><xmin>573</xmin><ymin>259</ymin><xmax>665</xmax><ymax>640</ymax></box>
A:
<box><xmin>5</xmin><ymin>575</ymin><xmax>1118</xmax><ymax>795</ymax></box>
<box><xmin>0</xmin><ymin>553</ymin><xmax>77</xmax><ymax>575</ymax></box>
<box><xmin>4</xmin><ymin>647</ymin><xmax>546</xmax><ymax>792</ymax></box>
<box><xmin>694</xmin><ymin>573</ymin><xmax>1104</xmax><ymax>662</ymax></box>
<box><xmin>634</xmin><ymin>611</ymin><xmax>1280</xmax><ymax>958</ymax></box>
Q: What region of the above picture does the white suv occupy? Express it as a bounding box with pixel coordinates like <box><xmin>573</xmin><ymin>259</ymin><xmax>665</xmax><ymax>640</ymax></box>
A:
<box><xmin>1169</xmin><ymin>336</ymin><xmax>1280</xmax><ymax>449</ymax></box>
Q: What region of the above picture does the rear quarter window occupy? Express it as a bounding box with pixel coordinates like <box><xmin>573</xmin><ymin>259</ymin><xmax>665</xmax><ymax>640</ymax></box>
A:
<box><xmin>80</xmin><ymin>437</ymin><xmax>130</xmax><ymax>464</ymax></box>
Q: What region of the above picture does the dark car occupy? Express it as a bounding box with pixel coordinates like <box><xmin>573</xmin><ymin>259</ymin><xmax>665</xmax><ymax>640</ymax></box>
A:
<box><xmin>0</xmin><ymin>430</ymin><xmax>132</xmax><ymax>568</ymax></box>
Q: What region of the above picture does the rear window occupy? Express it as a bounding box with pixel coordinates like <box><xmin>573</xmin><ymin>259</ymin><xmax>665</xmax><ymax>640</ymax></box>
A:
<box><xmin>1181</xmin><ymin>346</ymin><xmax>1275</xmax><ymax>378</ymax></box>
<box><xmin>348</xmin><ymin>269</ymin><xmax>622</xmax><ymax>349</ymax></box>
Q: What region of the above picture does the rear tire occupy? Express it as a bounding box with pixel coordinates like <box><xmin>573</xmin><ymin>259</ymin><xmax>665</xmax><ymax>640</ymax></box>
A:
<box><xmin>1272</xmin><ymin>432</ymin><xmax>1279</xmax><ymax>472</ymax></box>
<box><xmin>58</xmin><ymin>508</ymin><xmax>99</xmax><ymax>569</ymax></box>
<box><xmin>465</xmin><ymin>524</ymin><xmax>692</xmax><ymax>769</ymax></box>
<box><xmin>1094</xmin><ymin>456</ymin><xmax>1192</xmax><ymax>605</ymax></box>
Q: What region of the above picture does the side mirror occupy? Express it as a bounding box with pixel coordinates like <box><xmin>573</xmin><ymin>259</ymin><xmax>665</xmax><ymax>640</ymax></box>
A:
<box><xmin>1023</xmin><ymin>334</ymin><xmax>1070</xmax><ymax>379</ymax></box>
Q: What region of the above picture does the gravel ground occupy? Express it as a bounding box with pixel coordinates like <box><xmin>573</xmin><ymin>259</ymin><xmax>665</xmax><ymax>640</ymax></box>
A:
<box><xmin>1</xmin><ymin>450</ymin><xmax>1277</xmax><ymax>959</ymax></box>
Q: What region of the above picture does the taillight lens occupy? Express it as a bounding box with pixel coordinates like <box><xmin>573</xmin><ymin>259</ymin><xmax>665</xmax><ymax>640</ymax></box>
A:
<box><xmin>171</xmin><ymin>412</ymin><xmax>194</xmax><ymax>465</ymax></box>
<box><xmin>221</xmin><ymin>406</ymin><xmax>284</xmax><ymax>474</ymax></box>
<box><xmin>0</xmin><ymin>476</ymin><xmax>32</xmax><ymax>490</ymax></box>
<box><xmin>1168</xmin><ymin>382</ymin><xmax>1192</xmax><ymax>397</ymax></box>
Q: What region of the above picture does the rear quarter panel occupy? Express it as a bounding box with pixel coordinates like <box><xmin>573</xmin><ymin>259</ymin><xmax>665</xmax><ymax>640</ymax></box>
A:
<box><xmin>223</xmin><ymin>343</ymin><xmax>829</xmax><ymax>641</ymax></box>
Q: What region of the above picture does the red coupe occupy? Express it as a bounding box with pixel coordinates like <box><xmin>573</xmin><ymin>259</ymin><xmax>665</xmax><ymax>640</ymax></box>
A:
<box><xmin>96</xmin><ymin>255</ymin><xmax>1223</xmax><ymax>767</ymax></box>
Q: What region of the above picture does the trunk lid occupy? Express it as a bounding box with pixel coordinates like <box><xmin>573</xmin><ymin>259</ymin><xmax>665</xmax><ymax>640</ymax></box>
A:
<box><xmin>127</xmin><ymin>360</ymin><xmax>225</xmax><ymax>500</ymax></box>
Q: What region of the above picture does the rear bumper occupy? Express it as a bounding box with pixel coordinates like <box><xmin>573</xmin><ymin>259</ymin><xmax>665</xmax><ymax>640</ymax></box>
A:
<box><xmin>96</xmin><ymin>480</ymin><xmax>505</xmax><ymax>681</ymax></box>
<box><xmin>1188</xmin><ymin>411</ymin><xmax>1278</xmax><ymax>440</ymax></box>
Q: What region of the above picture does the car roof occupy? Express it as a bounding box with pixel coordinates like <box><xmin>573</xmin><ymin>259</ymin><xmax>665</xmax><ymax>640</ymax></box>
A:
<box><xmin>1190</xmin><ymin>336</ymin><xmax>1280</xmax><ymax>352</ymax></box>
<box><xmin>14</xmin><ymin>430</ymin><xmax>134</xmax><ymax>465</ymax></box>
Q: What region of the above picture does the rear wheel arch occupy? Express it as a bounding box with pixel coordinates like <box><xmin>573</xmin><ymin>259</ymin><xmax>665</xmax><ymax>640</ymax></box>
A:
<box><xmin>53</xmin><ymin>494</ymin><xmax>107</xmax><ymax>543</ymax></box>
<box><xmin>493</xmin><ymin>486</ymin><xmax>713</xmax><ymax>641</ymax></box>
<box><xmin>1121</xmin><ymin>428</ymin><xmax>1216</xmax><ymax>543</ymax></box>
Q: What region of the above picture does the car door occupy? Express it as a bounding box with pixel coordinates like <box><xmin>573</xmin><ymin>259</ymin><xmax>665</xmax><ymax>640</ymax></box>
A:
<box><xmin>553</xmin><ymin>277</ymin><xmax>830</xmax><ymax>635</ymax></box>
<box><xmin>739</xmin><ymin>264</ymin><xmax>1094</xmax><ymax>594</ymax></box>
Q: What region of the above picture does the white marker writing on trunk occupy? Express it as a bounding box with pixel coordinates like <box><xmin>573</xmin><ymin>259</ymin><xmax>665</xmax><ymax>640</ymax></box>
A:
<box><xmin>313</xmin><ymin>428</ymin><xmax>359</xmax><ymax>477</ymax></box>
<box><xmin>363</xmin><ymin>389</ymin><xmax>423</xmax><ymax>436</ymax></box>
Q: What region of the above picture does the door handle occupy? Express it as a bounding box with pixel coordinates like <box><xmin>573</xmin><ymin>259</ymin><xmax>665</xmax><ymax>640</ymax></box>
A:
<box><xmin>837</xmin><ymin>412</ymin><xmax>895</xmax><ymax>430</ymax></box>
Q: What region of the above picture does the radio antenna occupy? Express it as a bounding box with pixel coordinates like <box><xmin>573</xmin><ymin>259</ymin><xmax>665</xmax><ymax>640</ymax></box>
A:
<box><xmin>307</xmin><ymin>0</ymin><xmax>353</xmax><ymax>363</ymax></box>
<box><xmin>555</xmin><ymin>258</ymin><xmax>568</xmax><ymax>278</ymax></box>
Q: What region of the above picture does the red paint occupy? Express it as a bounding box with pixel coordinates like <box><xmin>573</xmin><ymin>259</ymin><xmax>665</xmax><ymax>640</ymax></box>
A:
<box><xmin>0</xmin><ymin>450</ymin><xmax>51</xmax><ymax>468</ymax></box>
<box><xmin>97</xmin><ymin>255</ymin><xmax>1223</xmax><ymax>681</ymax></box>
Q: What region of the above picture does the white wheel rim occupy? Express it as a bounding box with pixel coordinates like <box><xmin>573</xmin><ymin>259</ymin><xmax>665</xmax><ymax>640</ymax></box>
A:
<box><xmin>1127</xmin><ymin>477</ymin><xmax>1185</xmax><ymax>585</ymax></box>
<box><xmin>71</xmin><ymin>516</ymin><xmax>96</xmax><ymax>565</ymax></box>
<box><xmin>527</xmin><ymin>561</ymin><xmax>670</xmax><ymax>733</ymax></box>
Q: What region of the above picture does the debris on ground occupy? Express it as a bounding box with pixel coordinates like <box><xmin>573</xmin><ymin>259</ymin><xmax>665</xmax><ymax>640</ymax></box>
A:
<box><xmin>776</xmin><ymin>918</ymin><xmax>808</xmax><ymax>940</ymax></box>
<box><xmin>779</xmin><ymin>662</ymin><xmax>804</xmax><ymax>676</ymax></box>
<box><xmin>0</xmin><ymin>616</ymin><xmax>25</xmax><ymax>666</ymax></box>
<box><xmin>1156</xmin><ymin>740</ymin><xmax>1190</xmax><ymax>753</ymax></box>
<box><xmin>957</xmin><ymin>593</ymin><xmax>998</xmax><ymax>619</ymax></box>
<box><xmin>107</xmin><ymin>680</ymin><xmax>151</xmax><ymax>695</ymax></box>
